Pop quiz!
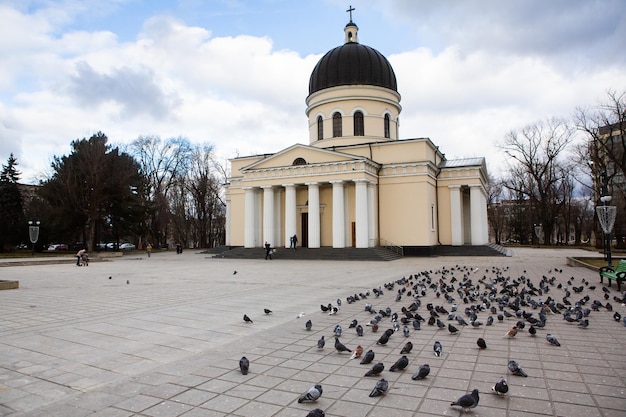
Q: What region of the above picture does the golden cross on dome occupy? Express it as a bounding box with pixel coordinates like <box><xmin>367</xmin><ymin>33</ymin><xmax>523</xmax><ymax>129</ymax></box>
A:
<box><xmin>346</xmin><ymin>5</ymin><xmax>355</xmax><ymax>22</ymax></box>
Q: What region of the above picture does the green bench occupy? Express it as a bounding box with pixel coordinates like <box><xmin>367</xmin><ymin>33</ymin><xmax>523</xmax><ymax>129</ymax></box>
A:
<box><xmin>599</xmin><ymin>259</ymin><xmax>626</xmax><ymax>291</ymax></box>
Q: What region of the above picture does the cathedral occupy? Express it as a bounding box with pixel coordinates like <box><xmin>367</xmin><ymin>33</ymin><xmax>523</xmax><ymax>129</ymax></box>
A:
<box><xmin>224</xmin><ymin>16</ymin><xmax>488</xmax><ymax>256</ymax></box>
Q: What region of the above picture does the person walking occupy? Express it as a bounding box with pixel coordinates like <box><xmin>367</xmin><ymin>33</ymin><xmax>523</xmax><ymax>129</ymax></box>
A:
<box><xmin>76</xmin><ymin>248</ymin><xmax>86</xmax><ymax>266</ymax></box>
<box><xmin>265</xmin><ymin>242</ymin><xmax>272</xmax><ymax>260</ymax></box>
<box><xmin>293</xmin><ymin>234</ymin><xmax>298</xmax><ymax>250</ymax></box>
<box><xmin>146</xmin><ymin>243</ymin><xmax>152</xmax><ymax>258</ymax></box>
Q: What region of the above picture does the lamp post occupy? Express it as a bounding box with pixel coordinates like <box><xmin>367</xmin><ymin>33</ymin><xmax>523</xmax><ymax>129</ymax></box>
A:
<box><xmin>28</xmin><ymin>220</ymin><xmax>41</xmax><ymax>258</ymax></box>
<box><xmin>534</xmin><ymin>223</ymin><xmax>542</xmax><ymax>248</ymax></box>
<box><xmin>596</xmin><ymin>172</ymin><xmax>616</xmax><ymax>268</ymax></box>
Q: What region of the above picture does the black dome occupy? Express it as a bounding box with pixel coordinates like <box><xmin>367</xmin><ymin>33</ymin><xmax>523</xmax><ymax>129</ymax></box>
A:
<box><xmin>309</xmin><ymin>42</ymin><xmax>398</xmax><ymax>95</ymax></box>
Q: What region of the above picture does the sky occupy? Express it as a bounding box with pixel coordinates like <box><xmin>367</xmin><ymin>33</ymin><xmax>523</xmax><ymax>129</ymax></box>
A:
<box><xmin>1</xmin><ymin>0</ymin><xmax>625</xmax><ymax>184</ymax></box>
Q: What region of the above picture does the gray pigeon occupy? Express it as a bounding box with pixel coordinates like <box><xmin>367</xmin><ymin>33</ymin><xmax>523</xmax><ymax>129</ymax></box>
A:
<box><xmin>334</xmin><ymin>337</ymin><xmax>351</xmax><ymax>353</ymax></box>
<box><xmin>317</xmin><ymin>335</ymin><xmax>325</xmax><ymax>349</ymax></box>
<box><xmin>360</xmin><ymin>349</ymin><xmax>375</xmax><ymax>364</ymax></box>
<box><xmin>305</xmin><ymin>319</ymin><xmax>312</xmax><ymax>331</ymax></box>
<box><xmin>356</xmin><ymin>324</ymin><xmax>364</xmax><ymax>336</ymax></box>
<box><xmin>450</xmin><ymin>388</ymin><xmax>479</xmax><ymax>412</ymax></box>
<box><xmin>546</xmin><ymin>333</ymin><xmax>561</xmax><ymax>347</ymax></box>
<box><xmin>298</xmin><ymin>384</ymin><xmax>323</xmax><ymax>403</ymax></box>
<box><xmin>368</xmin><ymin>378</ymin><xmax>389</xmax><ymax>397</ymax></box>
<box><xmin>306</xmin><ymin>409</ymin><xmax>325</xmax><ymax>417</ymax></box>
<box><xmin>492</xmin><ymin>377</ymin><xmax>508</xmax><ymax>395</ymax></box>
<box><xmin>239</xmin><ymin>356</ymin><xmax>249</xmax><ymax>375</ymax></box>
<box><xmin>411</xmin><ymin>364</ymin><xmax>430</xmax><ymax>380</ymax></box>
<box><xmin>389</xmin><ymin>355</ymin><xmax>409</xmax><ymax>372</ymax></box>
<box><xmin>365</xmin><ymin>362</ymin><xmax>384</xmax><ymax>377</ymax></box>
<box><xmin>433</xmin><ymin>341</ymin><xmax>442</xmax><ymax>357</ymax></box>
<box><xmin>508</xmin><ymin>360</ymin><xmax>528</xmax><ymax>377</ymax></box>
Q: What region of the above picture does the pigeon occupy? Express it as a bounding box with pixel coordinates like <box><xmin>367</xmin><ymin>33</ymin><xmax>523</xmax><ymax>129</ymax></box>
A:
<box><xmin>334</xmin><ymin>324</ymin><xmax>342</xmax><ymax>337</ymax></box>
<box><xmin>360</xmin><ymin>349</ymin><xmax>375</xmax><ymax>364</ymax></box>
<box><xmin>400</xmin><ymin>341</ymin><xmax>413</xmax><ymax>354</ymax></box>
<box><xmin>546</xmin><ymin>333</ymin><xmax>561</xmax><ymax>347</ymax></box>
<box><xmin>403</xmin><ymin>325</ymin><xmax>410</xmax><ymax>337</ymax></box>
<box><xmin>305</xmin><ymin>320</ymin><xmax>312</xmax><ymax>331</ymax></box>
<box><xmin>492</xmin><ymin>377</ymin><xmax>508</xmax><ymax>395</ymax></box>
<box><xmin>350</xmin><ymin>345</ymin><xmax>364</xmax><ymax>359</ymax></box>
<box><xmin>448</xmin><ymin>323</ymin><xmax>459</xmax><ymax>334</ymax></box>
<box><xmin>126</xmin><ymin>280</ymin><xmax>130</xmax><ymax>285</ymax></box>
<box><xmin>578</xmin><ymin>319</ymin><xmax>589</xmax><ymax>328</ymax></box>
<box><xmin>613</xmin><ymin>312</ymin><xmax>622</xmax><ymax>322</ymax></box>
<box><xmin>369</xmin><ymin>378</ymin><xmax>389</xmax><ymax>397</ymax></box>
<box><xmin>365</xmin><ymin>362</ymin><xmax>385</xmax><ymax>377</ymax></box>
<box><xmin>108</xmin><ymin>276</ymin><xmax>112</xmax><ymax>279</ymax></box>
<box><xmin>264</xmin><ymin>308</ymin><xmax>272</xmax><ymax>315</ymax></box>
<box><xmin>504</xmin><ymin>327</ymin><xmax>517</xmax><ymax>338</ymax></box>
<box><xmin>239</xmin><ymin>356</ymin><xmax>249</xmax><ymax>375</ymax></box>
<box><xmin>477</xmin><ymin>337</ymin><xmax>487</xmax><ymax>349</ymax></box>
<box><xmin>297</xmin><ymin>312</ymin><xmax>306</xmax><ymax>318</ymax></box>
<box><xmin>356</xmin><ymin>324</ymin><xmax>364</xmax><ymax>336</ymax></box>
<box><xmin>389</xmin><ymin>355</ymin><xmax>409</xmax><ymax>372</ymax></box>
<box><xmin>411</xmin><ymin>364</ymin><xmax>430</xmax><ymax>380</ymax></box>
<box><xmin>317</xmin><ymin>336</ymin><xmax>325</xmax><ymax>349</ymax></box>
<box><xmin>243</xmin><ymin>314</ymin><xmax>253</xmax><ymax>323</ymax></box>
<box><xmin>451</xmin><ymin>389</ymin><xmax>480</xmax><ymax>412</ymax></box>
<box><xmin>376</xmin><ymin>332</ymin><xmax>390</xmax><ymax>345</ymax></box>
<box><xmin>334</xmin><ymin>337</ymin><xmax>351</xmax><ymax>353</ymax></box>
<box><xmin>528</xmin><ymin>325</ymin><xmax>537</xmax><ymax>336</ymax></box>
<box><xmin>320</xmin><ymin>304</ymin><xmax>329</xmax><ymax>312</ymax></box>
<box><xmin>298</xmin><ymin>384</ymin><xmax>323</xmax><ymax>403</ymax></box>
<box><xmin>349</xmin><ymin>319</ymin><xmax>358</xmax><ymax>328</ymax></box>
<box><xmin>306</xmin><ymin>409</ymin><xmax>325</xmax><ymax>417</ymax></box>
<box><xmin>508</xmin><ymin>360</ymin><xmax>528</xmax><ymax>377</ymax></box>
<box><xmin>433</xmin><ymin>341</ymin><xmax>442</xmax><ymax>357</ymax></box>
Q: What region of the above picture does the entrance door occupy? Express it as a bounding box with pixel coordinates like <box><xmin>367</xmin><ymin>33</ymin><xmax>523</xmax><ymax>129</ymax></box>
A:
<box><xmin>351</xmin><ymin>222</ymin><xmax>356</xmax><ymax>247</ymax></box>
<box><xmin>301</xmin><ymin>213</ymin><xmax>308</xmax><ymax>248</ymax></box>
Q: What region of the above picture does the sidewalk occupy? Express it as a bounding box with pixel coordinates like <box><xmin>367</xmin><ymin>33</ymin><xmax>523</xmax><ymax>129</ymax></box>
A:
<box><xmin>0</xmin><ymin>248</ymin><xmax>624</xmax><ymax>416</ymax></box>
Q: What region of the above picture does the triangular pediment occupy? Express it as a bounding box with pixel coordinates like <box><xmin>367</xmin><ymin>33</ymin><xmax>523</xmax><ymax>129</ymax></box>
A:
<box><xmin>242</xmin><ymin>143</ymin><xmax>367</xmax><ymax>171</ymax></box>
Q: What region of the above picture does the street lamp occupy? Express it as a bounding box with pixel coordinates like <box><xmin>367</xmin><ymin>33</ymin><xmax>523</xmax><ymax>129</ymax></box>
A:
<box><xmin>597</xmin><ymin>193</ymin><xmax>615</xmax><ymax>268</ymax></box>
<box><xmin>28</xmin><ymin>220</ymin><xmax>41</xmax><ymax>257</ymax></box>
<box><xmin>534</xmin><ymin>223</ymin><xmax>542</xmax><ymax>248</ymax></box>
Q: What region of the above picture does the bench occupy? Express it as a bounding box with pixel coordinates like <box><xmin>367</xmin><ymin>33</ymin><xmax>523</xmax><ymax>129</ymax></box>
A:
<box><xmin>599</xmin><ymin>259</ymin><xmax>626</xmax><ymax>291</ymax></box>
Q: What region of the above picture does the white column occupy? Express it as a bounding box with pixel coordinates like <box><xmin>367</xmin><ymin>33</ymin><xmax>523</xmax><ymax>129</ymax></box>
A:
<box><xmin>331</xmin><ymin>180</ymin><xmax>345</xmax><ymax>248</ymax></box>
<box><xmin>284</xmin><ymin>184</ymin><xmax>296</xmax><ymax>248</ymax></box>
<box><xmin>449</xmin><ymin>186</ymin><xmax>463</xmax><ymax>245</ymax></box>
<box><xmin>355</xmin><ymin>179</ymin><xmax>369</xmax><ymax>248</ymax></box>
<box><xmin>470</xmin><ymin>185</ymin><xmax>488</xmax><ymax>245</ymax></box>
<box><xmin>368</xmin><ymin>182</ymin><xmax>376</xmax><ymax>247</ymax></box>
<box><xmin>273</xmin><ymin>187</ymin><xmax>282</xmax><ymax>246</ymax></box>
<box><xmin>262</xmin><ymin>186</ymin><xmax>275</xmax><ymax>247</ymax></box>
<box><xmin>307</xmin><ymin>182</ymin><xmax>321</xmax><ymax>248</ymax></box>
<box><xmin>225</xmin><ymin>199</ymin><xmax>231</xmax><ymax>246</ymax></box>
<box><xmin>244</xmin><ymin>187</ymin><xmax>256</xmax><ymax>248</ymax></box>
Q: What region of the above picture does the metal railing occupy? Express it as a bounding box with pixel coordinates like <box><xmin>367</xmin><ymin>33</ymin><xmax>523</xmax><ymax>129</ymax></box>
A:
<box><xmin>377</xmin><ymin>239</ymin><xmax>404</xmax><ymax>257</ymax></box>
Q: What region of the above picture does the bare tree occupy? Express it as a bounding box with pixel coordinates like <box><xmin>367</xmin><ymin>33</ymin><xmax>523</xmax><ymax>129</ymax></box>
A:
<box><xmin>501</xmin><ymin>118</ymin><xmax>576</xmax><ymax>245</ymax></box>
<box><xmin>128</xmin><ymin>136</ymin><xmax>192</xmax><ymax>247</ymax></box>
<box><xmin>574</xmin><ymin>89</ymin><xmax>626</xmax><ymax>247</ymax></box>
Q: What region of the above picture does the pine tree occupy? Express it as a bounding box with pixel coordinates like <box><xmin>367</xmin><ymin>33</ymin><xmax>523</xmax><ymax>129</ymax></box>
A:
<box><xmin>0</xmin><ymin>153</ymin><xmax>24</xmax><ymax>251</ymax></box>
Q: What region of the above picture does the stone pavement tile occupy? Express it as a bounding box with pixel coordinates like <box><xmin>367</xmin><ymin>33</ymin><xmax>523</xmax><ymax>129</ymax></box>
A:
<box><xmin>549</xmin><ymin>389</ymin><xmax>595</xmax><ymax>406</ymax></box>
<box><xmin>195</xmin><ymin>379</ymin><xmax>238</xmax><ymax>394</ymax></box>
<box><xmin>553</xmin><ymin>401</ymin><xmax>603</xmax><ymax>417</ymax></box>
<box><xmin>416</xmin><ymin>397</ymin><xmax>455</xmax><ymax>415</ymax></box>
<box><xmin>112</xmin><ymin>394</ymin><xmax>163</xmax><ymax>413</ymax></box>
<box><xmin>141</xmin><ymin>399</ymin><xmax>194</xmax><ymax>417</ymax></box>
<box><xmin>229</xmin><ymin>400</ymin><xmax>282</xmax><ymax>417</ymax></box>
<box><xmin>169</xmin><ymin>387</ymin><xmax>218</xmax><ymax>406</ymax></box>
<box><xmin>509</xmin><ymin>396</ymin><xmax>554</xmax><ymax>415</ymax></box>
<box><xmin>195</xmin><ymin>394</ymin><xmax>249</xmax><ymax>414</ymax></box>
<box><xmin>141</xmin><ymin>382</ymin><xmax>190</xmax><ymax>400</ymax></box>
<box><xmin>14</xmin><ymin>402</ymin><xmax>92</xmax><ymax>417</ymax></box>
<box><xmin>324</xmin><ymin>397</ymin><xmax>373</xmax><ymax>417</ymax></box>
<box><xmin>68</xmin><ymin>391</ymin><xmax>129</xmax><ymax>412</ymax></box>
<box><xmin>91</xmin><ymin>408</ymin><xmax>134</xmax><ymax>417</ymax></box>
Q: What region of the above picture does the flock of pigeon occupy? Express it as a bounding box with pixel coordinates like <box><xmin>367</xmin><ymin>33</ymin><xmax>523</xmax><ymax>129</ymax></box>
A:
<box><xmin>239</xmin><ymin>264</ymin><xmax>626</xmax><ymax>416</ymax></box>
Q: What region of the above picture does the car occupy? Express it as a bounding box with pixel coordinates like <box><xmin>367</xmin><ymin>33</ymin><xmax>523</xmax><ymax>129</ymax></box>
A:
<box><xmin>119</xmin><ymin>243</ymin><xmax>136</xmax><ymax>250</ymax></box>
<box><xmin>47</xmin><ymin>243</ymin><xmax>68</xmax><ymax>251</ymax></box>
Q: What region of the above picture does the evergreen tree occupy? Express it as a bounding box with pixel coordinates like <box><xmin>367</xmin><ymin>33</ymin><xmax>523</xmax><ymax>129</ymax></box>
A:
<box><xmin>0</xmin><ymin>153</ymin><xmax>25</xmax><ymax>251</ymax></box>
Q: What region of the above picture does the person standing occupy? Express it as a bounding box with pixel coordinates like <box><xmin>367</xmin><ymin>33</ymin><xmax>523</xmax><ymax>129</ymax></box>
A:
<box><xmin>293</xmin><ymin>234</ymin><xmax>298</xmax><ymax>250</ymax></box>
<box><xmin>265</xmin><ymin>242</ymin><xmax>272</xmax><ymax>260</ymax></box>
<box><xmin>146</xmin><ymin>243</ymin><xmax>152</xmax><ymax>258</ymax></box>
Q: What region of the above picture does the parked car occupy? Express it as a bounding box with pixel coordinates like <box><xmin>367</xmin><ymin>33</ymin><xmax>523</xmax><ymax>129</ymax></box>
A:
<box><xmin>47</xmin><ymin>243</ymin><xmax>68</xmax><ymax>251</ymax></box>
<box><xmin>119</xmin><ymin>243</ymin><xmax>136</xmax><ymax>250</ymax></box>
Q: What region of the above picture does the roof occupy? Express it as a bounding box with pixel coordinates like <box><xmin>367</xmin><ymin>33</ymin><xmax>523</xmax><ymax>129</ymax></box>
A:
<box><xmin>439</xmin><ymin>157</ymin><xmax>485</xmax><ymax>168</ymax></box>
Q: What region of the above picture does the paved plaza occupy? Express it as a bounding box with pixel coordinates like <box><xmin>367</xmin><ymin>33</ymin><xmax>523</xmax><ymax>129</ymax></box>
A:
<box><xmin>0</xmin><ymin>248</ymin><xmax>625</xmax><ymax>416</ymax></box>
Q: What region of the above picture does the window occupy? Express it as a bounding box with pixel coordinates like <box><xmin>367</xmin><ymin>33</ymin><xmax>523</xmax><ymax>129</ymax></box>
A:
<box><xmin>332</xmin><ymin>112</ymin><xmax>342</xmax><ymax>137</ymax></box>
<box><xmin>293</xmin><ymin>157</ymin><xmax>306</xmax><ymax>166</ymax></box>
<box><xmin>384</xmin><ymin>114</ymin><xmax>390</xmax><ymax>138</ymax></box>
<box><xmin>317</xmin><ymin>116</ymin><xmax>323</xmax><ymax>140</ymax></box>
<box><xmin>354</xmin><ymin>111</ymin><xmax>364</xmax><ymax>136</ymax></box>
